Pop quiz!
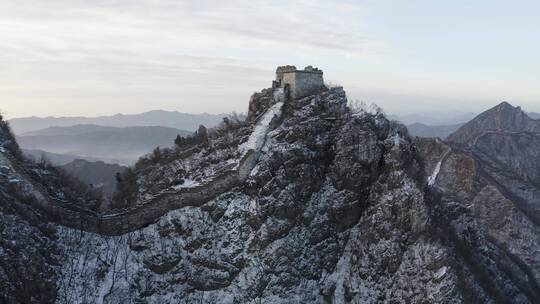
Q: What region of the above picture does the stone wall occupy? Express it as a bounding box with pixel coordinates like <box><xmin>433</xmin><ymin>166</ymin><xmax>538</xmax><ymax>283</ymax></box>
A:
<box><xmin>97</xmin><ymin>170</ymin><xmax>241</xmax><ymax>235</ymax></box>
<box><xmin>286</xmin><ymin>71</ymin><xmax>324</xmax><ymax>99</ymax></box>
<box><xmin>27</xmin><ymin>168</ymin><xmax>242</xmax><ymax>235</ymax></box>
<box><xmin>13</xmin><ymin>130</ymin><xmax>266</xmax><ymax>236</ymax></box>
<box><xmin>8</xmin><ymin>72</ymin><xmax>283</xmax><ymax>236</ymax></box>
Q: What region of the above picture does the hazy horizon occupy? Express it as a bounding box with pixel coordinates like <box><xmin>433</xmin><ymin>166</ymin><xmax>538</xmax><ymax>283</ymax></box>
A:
<box><xmin>5</xmin><ymin>100</ymin><xmax>538</xmax><ymax>122</ymax></box>
<box><xmin>1</xmin><ymin>0</ymin><xmax>539</xmax><ymax>118</ymax></box>
<box><xmin>6</xmin><ymin>109</ymin><xmax>229</xmax><ymax>120</ymax></box>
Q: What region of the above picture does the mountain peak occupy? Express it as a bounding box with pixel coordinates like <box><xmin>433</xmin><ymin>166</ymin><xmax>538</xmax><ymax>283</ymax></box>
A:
<box><xmin>496</xmin><ymin>100</ymin><xmax>513</xmax><ymax>107</ymax></box>
<box><xmin>493</xmin><ymin>101</ymin><xmax>523</xmax><ymax>113</ymax></box>
<box><xmin>447</xmin><ymin>101</ymin><xmax>539</xmax><ymax>144</ymax></box>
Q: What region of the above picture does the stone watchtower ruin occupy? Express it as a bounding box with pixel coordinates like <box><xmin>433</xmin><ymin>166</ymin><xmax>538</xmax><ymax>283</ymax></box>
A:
<box><xmin>272</xmin><ymin>65</ymin><xmax>325</xmax><ymax>100</ymax></box>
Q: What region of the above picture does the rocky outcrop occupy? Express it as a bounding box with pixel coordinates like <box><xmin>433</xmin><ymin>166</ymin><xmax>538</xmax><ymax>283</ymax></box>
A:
<box><xmin>0</xmin><ymin>197</ymin><xmax>59</xmax><ymax>304</ymax></box>
<box><xmin>247</xmin><ymin>89</ymin><xmax>274</xmax><ymax>122</ymax></box>
<box><xmin>51</xmin><ymin>87</ymin><xmax>464</xmax><ymax>303</ymax></box>
<box><xmin>1</xmin><ymin>82</ymin><xmax>540</xmax><ymax>303</ymax></box>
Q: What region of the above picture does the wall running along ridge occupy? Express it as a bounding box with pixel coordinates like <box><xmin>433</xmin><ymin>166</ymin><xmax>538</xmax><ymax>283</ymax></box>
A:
<box><xmin>3</xmin><ymin>103</ymin><xmax>283</xmax><ymax>236</ymax></box>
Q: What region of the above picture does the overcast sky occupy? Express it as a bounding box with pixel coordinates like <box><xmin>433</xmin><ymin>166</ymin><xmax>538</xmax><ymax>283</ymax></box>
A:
<box><xmin>1</xmin><ymin>0</ymin><xmax>539</xmax><ymax>118</ymax></box>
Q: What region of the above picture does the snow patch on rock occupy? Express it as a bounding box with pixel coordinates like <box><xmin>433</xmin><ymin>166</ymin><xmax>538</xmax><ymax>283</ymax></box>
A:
<box><xmin>172</xmin><ymin>178</ymin><xmax>200</xmax><ymax>189</ymax></box>
<box><xmin>434</xmin><ymin>266</ymin><xmax>448</xmax><ymax>280</ymax></box>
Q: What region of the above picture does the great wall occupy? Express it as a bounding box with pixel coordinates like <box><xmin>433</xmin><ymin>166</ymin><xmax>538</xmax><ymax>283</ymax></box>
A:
<box><xmin>1</xmin><ymin>66</ymin><xmax>324</xmax><ymax>236</ymax></box>
<box><xmin>1</xmin><ymin>102</ymin><xmax>282</xmax><ymax>236</ymax></box>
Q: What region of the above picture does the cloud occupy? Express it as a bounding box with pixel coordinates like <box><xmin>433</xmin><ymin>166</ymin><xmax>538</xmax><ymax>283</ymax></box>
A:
<box><xmin>0</xmin><ymin>0</ymin><xmax>378</xmax><ymax>85</ymax></box>
<box><xmin>0</xmin><ymin>0</ymin><xmax>379</xmax><ymax>59</ymax></box>
<box><xmin>0</xmin><ymin>0</ymin><xmax>385</xmax><ymax>117</ymax></box>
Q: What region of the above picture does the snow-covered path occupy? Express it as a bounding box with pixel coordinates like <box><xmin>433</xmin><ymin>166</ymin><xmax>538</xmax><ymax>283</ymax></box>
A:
<box><xmin>428</xmin><ymin>148</ymin><xmax>451</xmax><ymax>187</ymax></box>
<box><xmin>239</xmin><ymin>102</ymin><xmax>283</xmax><ymax>155</ymax></box>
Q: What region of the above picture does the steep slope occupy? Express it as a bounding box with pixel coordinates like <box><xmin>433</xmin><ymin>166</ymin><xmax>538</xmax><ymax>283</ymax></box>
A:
<box><xmin>444</xmin><ymin>102</ymin><xmax>540</xmax><ymax>223</ymax></box>
<box><xmin>53</xmin><ymin>87</ymin><xmax>464</xmax><ymax>303</ymax></box>
<box><xmin>416</xmin><ymin>102</ymin><xmax>540</xmax><ymax>303</ymax></box>
<box><xmin>0</xmin><ymin>116</ymin><xmax>103</xmax><ymax>303</ymax></box>
<box><xmin>1</xmin><ymin>85</ymin><xmax>540</xmax><ymax>303</ymax></box>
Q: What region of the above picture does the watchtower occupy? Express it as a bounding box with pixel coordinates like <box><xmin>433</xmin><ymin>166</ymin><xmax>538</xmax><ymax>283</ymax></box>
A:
<box><xmin>273</xmin><ymin>65</ymin><xmax>325</xmax><ymax>100</ymax></box>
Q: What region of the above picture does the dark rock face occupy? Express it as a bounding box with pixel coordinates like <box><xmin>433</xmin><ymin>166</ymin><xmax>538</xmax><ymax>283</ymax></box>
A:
<box><xmin>473</xmin><ymin>132</ymin><xmax>540</xmax><ymax>224</ymax></box>
<box><xmin>0</xmin><ymin>201</ymin><xmax>59</xmax><ymax>304</ymax></box>
<box><xmin>0</xmin><ymin>115</ymin><xmax>104</xmax><ymax>303</ymax></box>
<box><xmin>442</xmin><ymin>102</ymin><xmax>540</xmax><ymax>225</ymax></box>
<box><xmin>195</xmin><ymin>125</ymin><xmax>208</xmax><ymax>142</ymax></box>
<box><xmin>1</xmin><ymin>90</ymin><xmax>540</xmax><ymax>303</ymax></box>
<box><xmin>416</xmin><ymin>101</ymin><xmax>540</xmax><ymax>303</ymax></box>
<box><xmin>247</xmin><ymin>89</ymin><xmax>274</xmax><ymax>122</ymax></box>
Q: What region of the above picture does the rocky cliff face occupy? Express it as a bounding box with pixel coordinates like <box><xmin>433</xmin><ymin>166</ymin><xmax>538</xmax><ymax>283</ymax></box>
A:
<box><xmin>50</xmin><ymin>87</ymin><xmax>459</xmax><ymax>303</ymax></box>
<box><xmin>1</xmin><ymin>90</ymin><xmax>539</xmax><ymax>303</ymax></box>
<box><xmin>417</xmin><ymin>102</ymin><xmax>540</xmax><ymax>303</ymax></box>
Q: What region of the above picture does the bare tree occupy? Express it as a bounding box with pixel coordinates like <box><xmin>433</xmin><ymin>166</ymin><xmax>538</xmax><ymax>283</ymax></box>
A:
<box><xmin>348</xmin><ymin>99</ymin><xmax>383</xmax><ymax>115</ymax></box>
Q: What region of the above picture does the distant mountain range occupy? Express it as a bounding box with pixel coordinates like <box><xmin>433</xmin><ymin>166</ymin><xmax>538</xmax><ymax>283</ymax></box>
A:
<box><xmin>389</xmin><ymin>112</ymin><xmax>477</xmax><ymax>126</ymax></box>
<box><xmin>8</xmin><ymin>110</ymin><xmax>227</xmax><ymax>134</ymax></box>
<box><xmin>529</xmin><ymin>112</ymin><xmax>540</xmax><ymax>119</ymax></box>
<box><xmin>11</xmin><ymin>109</ymin><xmax>538</xmax><ymax>163</ymax></box>
<box><xmin>17</xmin><ymin>124</ymin><xmax>190</xmax><ymax>164</ymax></box>
<box><xmin>406</xmin><ymin>122</ymin><xmax>464</xmax><ymax>139</ymax></box>
<box><xmin>23</xmin><ymin>149</ymin><xmax>131</xmax><ymax>166</ymax></box>
<box><xmin>21</xmin><ymin>124</ymin><xmax>133</xmax><ymax>137</ymax></box>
